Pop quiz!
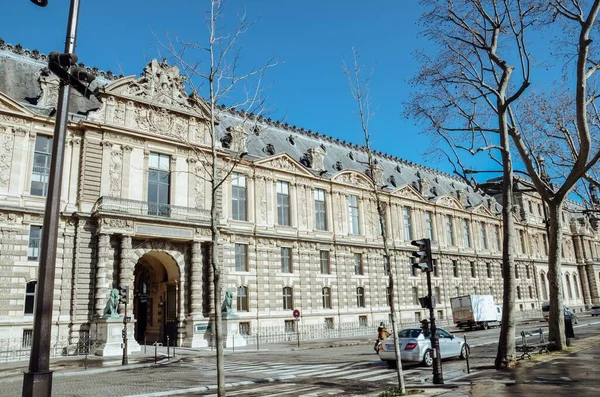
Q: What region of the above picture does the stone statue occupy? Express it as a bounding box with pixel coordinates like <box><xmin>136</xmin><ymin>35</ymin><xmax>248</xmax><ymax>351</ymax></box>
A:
<box><xmin>221</xmin><ymin>290</ymin><xmax>233</xmax><ymax>316</ymax></box>
<box><xmin>103</xmin><ymin>288</ymin><xmax>120</xmax><ymax>318</ymax></box>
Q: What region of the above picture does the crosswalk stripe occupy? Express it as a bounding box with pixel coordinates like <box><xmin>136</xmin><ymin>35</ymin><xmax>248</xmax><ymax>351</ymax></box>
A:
<box><xmin>261</xmin><ymin>386</ymin><xmax>321</xmax><ymax>397</ymax></box>
<box><xmin>314</xmin><ymin>368</ymin><xmax>367</xmax><ymax>378</ymax></box>
<box><xmin>366</xmin><ymin>371</ymin><xmax>404</xmax><ymax>381</ymax></box>
<box><xmin>338</xmin><ymin>368</ymin><xmax>392</xmax><ymax>379</ymax></box>
<box><xmin>289</xmin><ymin>366</ymin><xmax>356</xmax><ymax>378</ymax></box>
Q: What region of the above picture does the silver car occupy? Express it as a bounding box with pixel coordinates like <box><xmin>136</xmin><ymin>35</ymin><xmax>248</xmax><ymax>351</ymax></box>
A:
<box><xmin>379</xmin><ymin>328</ymin><xmax>469</xmax><ymax>368</ymax></box>
<box><xmin>591</xmin><ymin>305</ymin><xmax>600</xmax><ymax>317</ymax></box>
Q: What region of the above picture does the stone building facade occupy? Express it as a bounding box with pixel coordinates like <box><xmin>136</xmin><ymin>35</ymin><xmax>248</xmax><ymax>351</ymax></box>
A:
<box><xmin>0</xmin><ymin>42</ymin><xmax>599</xmax><ymax>347</ymax></box>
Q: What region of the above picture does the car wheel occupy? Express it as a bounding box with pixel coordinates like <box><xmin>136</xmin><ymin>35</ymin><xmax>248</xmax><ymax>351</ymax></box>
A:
<box><xmin>422</xmin><ymin>350</ymin><xmax>433</xmax><ymax>367</ymax></box>
<box><xmin>460</xmin><ymin>344</ymin><xmax>470</xmax><ymax>359</ymax></box>
<box><xmin>386</xmin><ymin>360</ymin><xmax>397</xmax><ymax>369</ymax></box>
<box><xmin>482</xmin><ymin>322</ymin><xmax>489</xmax><ymax>330</ymax></box>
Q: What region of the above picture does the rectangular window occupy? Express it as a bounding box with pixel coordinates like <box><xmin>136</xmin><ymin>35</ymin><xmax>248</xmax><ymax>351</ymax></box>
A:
<box><xmin>452</xmin><ymin>260</ymin><xmax>459</xmax><ymax>277</ymax></box>
<box><xmin>349</xmin><ymin>195</ymin><xmax>360</xmax><ymax>235</ymax></box>
<box><xmin>239</xmin><ymin>322</ymin><xmax>251</xmax><ymax>335</ymax></box>
<box><xmin>445</xmin><ymin>215</ymin><xmax>454</xmax><ymax>245</ymax></box>
<box><xmin>526</xmin><ymin>265</ymin><xmax>531</xmax><ymax>279</ymax></box>
<box><xmin>486</xmin><ymin>262</ymin><xmax>492</xmax><ymax>278</ymax></box>
<box><xmin>515</xmin><ymin>264</ymin><xmax>519</xmax><ymax>279</ymax></box>
<box><xmin>314</xmin><ymin>188</ymin><xmax>327</xmax><ymax>230</ymax></box>
<box><xmin>234</xmin><ymin>244</ymin><xmax>248</xmax><ymax>272</ymax></box>
<box><xmin>320</xmin><ymin>250</ymin><xmax>330</xmax><ymax>274</ymax></box>
<box><xmin>403</xmin><ymin>207</ymin><xmax>412</xmax><ymax>240</ymax></box>
<box><xmin>283</xmin><ymin>287</ymin><xmax>294</xmax><ymax>310</ymax></box>
<box><xmin>231</xmin><ymin>173</ymin><xmax>247</xmax><ymax>221</ymax></box>
<box><xmin>494</xmin><ymin>225</ymin><xmax>501</xmax><ymax>251</ymax></box>
<box><xmin>148</xmin><ymin>152</ymin><xmax>171</xmax><ymax>217</ymax></box>
<box><xmin>276</xmin><ymin>181</ymin><xmax>291</xmax><ymax>226</ymax></box>
<box><xmin>542</xmin><ymin>235</ymin><xmax>548</xmax><ymax>255</ymax></box>
<box><xmin>432</xmin><ymin>259</ymin><xmax>438</xmax><ymax>277</ymax></box>
<box><xmin>236</xmin><ymin>286</ymin><xmax>249</xmax><ymax>311</ymax></box>
<box><xmin>354</xmin><ymin>253</ymin><xmax>363</xmax><ymax>275</ymax></box>
<box><xmin>24</xmin><ymin>281</ymin><xmax>37</xmax><ymax>315</ymax></box>
<box><xmin>284</xmin><ymin>320</ymin><xmax>296</xmax><ymax>332</ymax></box>
<box><xmin>356</xmin><ymin>287</ymin><xmax>365</xmax><ymax>307</ymax></box>
<box><xmin>322</xmin><ymin>287</ymin><xmax>332</xmax><ymax>309</ymax></box>
<box><xmin>470</xmin><ymin>261</ymin><xmax>476</xmax><ymax>278</ymax></box>
<box><xmin>519</xmin><ymin>230</ymin><xmax>526</xmax><ymax>253</ymax></box>
<box><xmin>28</xmin><ymin>226</ymin><xmax>42</xmax><ymax>261</ymax></box>
<box><xmin>22</xmin><ymin>329</ymin><xmax>33</xmax><ymax>349</ymax></box>
<box><xmin>386</xmin><ymin>287</ymin><xmax>392</xmax><ymax>306</ymax></box>
<box><xmin>412</xmin><ymin>287</ymin><xmax>419</xmax><ymax>305</ymax></box>
<box><xmin>30</xmin><ymin>135</ymin><xmax>52</xmax><ymax>197</ymax></box>
<box><xmin>281</xmin><ymin>247</ymin><xmax>292</xmax><ymax>273</ymax></box>
<box><xmin>425</xmin><ymin>211</ymin><xmax>434</xmax><ymax>240</ymax></box>
<box><xmin>324</xmin><ymin>317</ymin><xmax>334</xmax><ymax>329</ymax></box>
<box><xmin>463</xmin><ymin>219</ymin><xmax>471</xmax><ymax>247</ymax></box>
<box><xmin>414</xmin><ymin>312</ymin><xmax>422</xmax><ymax>322</ymax></box>
<box><xmin>538</xmin><ymin>203</ymin><xmax>542</xmax><ymax>216</ymax></box>
<box><xmin>359</xmin><ymin>315</ymin><xmax>368</xmax><ymax>327</ymax></box>
<box><xmin>480</xmin><ymin>223</ymin><xmax>488</xmax><ymax>250</ymax></box>
<box><xmin>383</xmin><ymin>255</ymin><xmax>389</xmax><ymax>276</ymax></box>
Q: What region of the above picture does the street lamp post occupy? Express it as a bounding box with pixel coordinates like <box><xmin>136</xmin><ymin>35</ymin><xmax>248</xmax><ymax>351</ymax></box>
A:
<box><xmin>22</xmin><ymin>1</ymin><xmax>81</xmax><ymax>396</ymax></box>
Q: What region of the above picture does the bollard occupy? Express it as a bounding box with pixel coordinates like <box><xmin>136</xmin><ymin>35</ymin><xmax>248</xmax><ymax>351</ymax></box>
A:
<box><xmin>84</xmin><ymin>353</ymin><xmax>88</xmax><ymax>370</ymax></box>
<box><xmin>232</xmin><ymin>333</ymin><xmax>235</xmax><ymax>352</ymax></box>
<box><xmin>155</xmin><ymin>341</ymin><xmax>158</xmax><ymax>364</ymax></box>
<box><xmin>464</xmin><ymin>334</ymin><xmax>470</xmax><ymax>374</ymax></box>
<box><xmin>167</xmin><ymin>336</ymin><xmax>170</xmax><ymax>359</ymax></box>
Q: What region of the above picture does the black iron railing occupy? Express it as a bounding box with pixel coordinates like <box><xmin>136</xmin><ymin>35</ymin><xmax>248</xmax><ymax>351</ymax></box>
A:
<box><xmin>95</xmin><ymin>196</ymin><xmax>211</xmax><ymax>222</ymax></box>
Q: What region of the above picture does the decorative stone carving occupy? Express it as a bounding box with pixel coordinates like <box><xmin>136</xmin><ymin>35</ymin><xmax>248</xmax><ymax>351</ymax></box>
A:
<box><xmin>438</xmin><ymin>196</ymin><xmax>460</xmax><ymax>208</ymax></box>
<box><xmin>38</xmin><ymin>69</ymin><xmax>60</xmax><ymax>108</ymax></box>
<box><xmin>418</xmin><ymin>178</ymin><xmax>430</xmax><ymax>196</ymax></box>
<box><xmin>195</xmin><ymin>227</ymin><xmax>211</xmax><ymax>237</ymax></box>
<box><xmin>104</xmin><ymin>132</ymin><xmax>145</xmax><ymax>147</ymax></box>
<box><xmin>120</xmin><ymin>59</ymin><xmax>189</xmax><ymax>107</ymax></box>
<box><xmin>368</xmin><ymin>163</ymin><xmax>384</xmax><ymax>186</ymax></box>
<box><xmin>308</xmin><ymin>146</ymin><xmax>325</xmax><ymax>171</ymax></box>
<box><xmin>109</xmin><ymin>149</ymin><xmax>123</xmax><ymax>196</ymax></box>
<box><xmin>257</xmin><ymin>177</ymin><xmax>267</xmax><ymax>222</ymax></box>
<box><xmin>194</xmin><ymin>165</ymin><xmax>206</xmax><ymax>208</ymax></box>
<box><xmin>227</xmin><ymin>124</ymin><xmax>249</xmax><ymax>153</ymax></box>
<box><xmin>394</xmin><ymin>185</ymin><xmax>422</xmax><ymax>201</ymax></box>
<box><xmin>100</xmin><ymin>218</ymin><xmax>133</xmax><ymax>229</ymax></box>
<box><xmin>221</xmin><ymin>290</ymin><xmax>233</xmax><ymax>315</ymax></box>
<box><xmin>103</xmin><ymin>289</ymin><xmax>120</xmax><ymax>319</ymax></box>
<box><xmin>0</xmin><ymin>128</ymin><xmax>14</xmax><ymax>188</ymax></box>
<box><xmin>335</xmin><ymin>172</ymin><xmax>370</xmax><ymax>189</ymax></box>
<box><xmin>267</xmin><ymin>156</ymin><xmax>297</xmax><ymax>173</ymax></box>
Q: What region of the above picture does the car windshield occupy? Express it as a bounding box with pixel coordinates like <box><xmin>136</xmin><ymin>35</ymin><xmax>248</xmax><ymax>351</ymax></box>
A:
<box><xmin>398</xmin><ymin>329</ymin><xmax>422</xmax><ymax>338</ymax></box>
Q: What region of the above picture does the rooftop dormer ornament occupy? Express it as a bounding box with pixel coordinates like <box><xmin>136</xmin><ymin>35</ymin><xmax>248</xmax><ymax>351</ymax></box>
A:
<box><xmin>227</xmin><ymin>124</ymin><xmax>248</xmax><ymax>153</ymax></box>
<box><xmin>308</xmin><ymin>146</ymin><xmax>326</xmax><ymax>171</ymax></box>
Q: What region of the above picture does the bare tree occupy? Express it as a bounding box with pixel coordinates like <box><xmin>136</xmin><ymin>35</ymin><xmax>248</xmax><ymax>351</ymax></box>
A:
<box><xmin>507</xmin><ymin>0</ymin><xmax>600</xmax><ymax>349</ymax></box>
<box><xmin>408</xmin><ymin>0</ymin><xmax>539</xmax><ymax>369</ymax></box>
<box><xmin>343</xmin><ymin>49</ymin><xmax>406</xmax><ymax>394</ymax></box>
<box><xmin>158</xmin><ymin>1</ymin><xmax>277</xmax><ymax>395</ymax></box>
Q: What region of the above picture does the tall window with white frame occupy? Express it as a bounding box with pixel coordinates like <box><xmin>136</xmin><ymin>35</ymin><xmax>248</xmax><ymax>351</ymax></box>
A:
<box><xmin>320</xmin><ymin>250</ymin><xmax>330</xmax><ymax>274</ymax></box>
<box><xmin>281</xmin><ymin>247</ymin><xmax>292</xmax><ymax>273</ymax></box>
<box><xmin>452</xmin><ymin>260</ymin><xmax>459</xmax><ymax>277</ymax></box>
<box><xmin>348</xmin><ymin>195</ymin><xmax>360</xmax><ymax>235</ymax></box>
<box><xmin>353</xmin><ymin>253</ymin><xmax>363</xmax><ymax>275</ymax></box>
<box><xmin>282</xmin><ymin>286</ymin><xmax>293</xmax><ymax>310</ymax></box>
<box><xmin>403</xmin><ymin>207</ymin><xmax>412</xmax><ymax>240</ymax></box>
<box><xmin>519</xmin><ymin>230</ymin><xmax>527</xmax><ymax>254</ymax></box>
<box><xmin>30</xmin><ymin>135</ymin><xmax>53</xmax><ymax>197</ymax></box>
<box><xmin>234</xmin><ymin>243</ymin><xmax>248</xmax><ymax>272</ymax></box>
<box><xmin>231</xmin><ymin>173</ymin><xmax>247</xmax><ymax>221</ymax></box>
<box><xmin>480</xmin><ymin>222</ymin><xmax>488</xmax><ymax>249</ymax></box>
<box><xmin>314</xmin><ymin>188</ymin><xmax>327</xmax><ymax>230</ymax></box>
<box><xmin>148</xmin><ymin>152</ymin><xmax>171</xmax><ymax>217</ymax></box>
<box><xmin>494</xmin><ymin>225</ymin><xmax>501</xmax><ymax>251</ymax></box>
<box><xmin>425</xmin><ymin>211</ymin><xmax>434</xmax><ymax>240</ymax></box>
<box><xmin>322</xmin><ymin>287</ymin><xmax>332</xmax><ymax>309</ymax></box>
<box><xmin>356</xmin><ymin>287</ymin><xmax>365</xmax><ymax>307</ymax></box>
<box><xmin>24</xmin><ymin>280</ymin><xmax>37</xmax><ymax>315</ymax></box>
<box><xmin>237</xmin><ymin>286</ymin><xmax>249</xmax><ymax>311</ymax></box>
<box><xmin>445</xmin><ymin>215</ymin><xmax>454</xmax><ymax>245</ymax></box>
<box><xmin>276</xmin><ymin>181</ymin><xmax>291</xmax><ymax>226</ymax></box>
<box><xmin>28</xmin><ymin>225</ymin><xmax>42</xmax><ymax>261</ymax></box>
<box><xmin>412</xmin><ymin>286</ymin><xmax>419</xmax><ymax>305</ymax></box>
<box><xmin>463</xmin><ymin>219</ymin><xmax>471</xmax><ymax>248</ymax></box>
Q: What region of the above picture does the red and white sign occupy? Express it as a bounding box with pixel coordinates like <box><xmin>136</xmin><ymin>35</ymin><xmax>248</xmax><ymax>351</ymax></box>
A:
<box><xmin>293</xmin><ymin>309</ymin><xmax>301</xmax><ymax>319</ymax></box>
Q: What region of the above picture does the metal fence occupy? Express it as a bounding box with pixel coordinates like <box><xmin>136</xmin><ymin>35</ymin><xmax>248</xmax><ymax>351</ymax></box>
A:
<box><xmin>237</xmin><ymin>319</ymin><xmax>455</xmax><ymax>346</ymax></box>
<box><xmin>0</xmin><ymin>332</ymin><xmax>103</xmax><ymax>363</ymax></box>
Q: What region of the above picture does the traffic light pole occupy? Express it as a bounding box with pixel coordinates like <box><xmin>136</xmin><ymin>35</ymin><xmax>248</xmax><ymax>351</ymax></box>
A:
<box><xmin>22</xmin><ymin>1</ymin><xmax>81</xmax><ymax>396</ymax></box>
<box><xmin>426</xmin><ymin>270</ymin><xmax>443</xmax><ymax>384</ymax></box>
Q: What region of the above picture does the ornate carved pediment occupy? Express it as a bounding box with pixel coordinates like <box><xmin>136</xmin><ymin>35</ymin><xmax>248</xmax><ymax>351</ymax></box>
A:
<box><xmin>100</xmin><ymin>59</ymin><xmax>211</xmax><ymax>119</ymax></box>
<box><xmin>436</xmin><ymin>195</ymin><xmax>464</xmax><ymax>209</ymax></box>
<box><xmin>391</xmin><ymin>184</ymin><xmax>424</xmax><ymax>201</ymax></box>
<box><xmin>0</xmin><ymin>92</ymin><xmax>35</xmax><ymax>117</ymax></box>
<box><xmin>332</xmin><ymin>171</ymin><xmax>372</xmax><ymax>188</ymax></box>
<box><xmin>472</xmin><ymin>204</ymin><xmax>493</xmax><ymax>216</ymax></box>
<box><xmin>256</xmin><ymin>154</ymin><xmax>313</xmax><ymax>176</ymax></box>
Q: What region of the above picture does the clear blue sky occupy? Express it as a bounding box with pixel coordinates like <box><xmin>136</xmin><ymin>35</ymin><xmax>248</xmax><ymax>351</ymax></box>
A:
<box><xmin>2</xmin><ymin>1</ymin><xmax>465</xmax><ymax>174</ymax></box>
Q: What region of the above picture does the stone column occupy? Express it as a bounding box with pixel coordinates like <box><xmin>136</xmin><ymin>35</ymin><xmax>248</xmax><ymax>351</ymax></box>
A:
<box><xmin>122</xmin><ymin>145</ymin><xmax>132</xmax><ymax>198</ymax></box>
<box><xmin>579</xmin><ymin>264</ymin><xmax>591</xmax><ymax>305</ymax></box>
<box><xmin>190</xmin><ymin>241</ymin><xmax>203</xmax><ymax>316</ymax></box>
<box><xmin>95</xmin><ymin>233</ymin><xmax>111</xmax><ymax>316</ymax></box>
<box><xmin>247</xmin><ymin>175</ymin><xmax>255</xmax><ymax>223</ymax></box>
<box><xmin>290</xmin><ymin>182</ymin><xmax>298</xmax><ymax>227</ymax></box>
<box><xmin>119</xmin><ymin>235</ymin><xmax>133</xmax><ymax>313</ymax></box>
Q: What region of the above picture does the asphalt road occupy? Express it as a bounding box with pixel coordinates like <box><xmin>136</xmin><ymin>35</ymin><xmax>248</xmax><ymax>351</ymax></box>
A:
<box><xmin>1</xmin><ymin>316</ymin><xmax>599</xmax><ymax>397</ymax></box>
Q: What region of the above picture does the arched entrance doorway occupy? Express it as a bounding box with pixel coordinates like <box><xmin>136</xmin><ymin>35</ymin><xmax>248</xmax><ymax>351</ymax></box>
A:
<box><xmin>133</xmin><ymin>251</ymin><xmax>181</xmax><ymax>345</ymax></box>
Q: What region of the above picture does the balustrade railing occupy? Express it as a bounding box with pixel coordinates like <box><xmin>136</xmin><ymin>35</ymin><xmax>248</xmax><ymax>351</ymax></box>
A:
<box><xmin>95</xmin><ymin>196</ymin><xmax>211</xmax><ymax>222</ymax></box>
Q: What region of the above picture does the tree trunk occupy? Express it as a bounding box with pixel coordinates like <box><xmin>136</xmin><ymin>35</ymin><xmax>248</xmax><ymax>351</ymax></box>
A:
<box><xmin>495</xmin><ymin>110</ymin><xmax>517</xmax><ymax>370</ymax></box>
<box><xmin>546</xmin><ymin>200</ymin><xmax>566</xmax><ymax>350</ymax></box>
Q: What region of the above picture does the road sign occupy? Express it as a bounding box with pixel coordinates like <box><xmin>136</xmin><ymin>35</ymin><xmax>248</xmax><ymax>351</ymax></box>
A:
<box><xmin>293</xmin><ymin>309</ymin><xmax>301</xmax><ymax>319</ymax></box>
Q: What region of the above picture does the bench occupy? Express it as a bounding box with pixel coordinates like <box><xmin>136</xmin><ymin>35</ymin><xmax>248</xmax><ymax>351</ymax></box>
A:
<box><xmin>516</xmin><ymin>328</ymin><xmax>552</xmax><ymax>360</ymax></box>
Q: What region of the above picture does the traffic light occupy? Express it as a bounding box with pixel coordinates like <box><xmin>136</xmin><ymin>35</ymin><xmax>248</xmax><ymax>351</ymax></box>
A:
<box><xmin>119</xmin><ymin>286</ymin><xmax>129</xmax><ymax>305</ymax></box>
<box><xmin>418</xmin><ymin>296</ymin><xmax>431</xmax><ymax>309</ymax></box>
<box><xmin>47</xmin><ymin>52</ymin><xmax>99</xmax><ymax>99</ymax></box>
<box><xmin>411</xmin><ymin>238</ymin><xmax>433</xmax><ymax>272</ymax></box>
